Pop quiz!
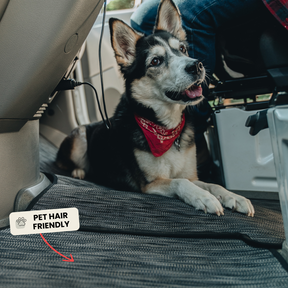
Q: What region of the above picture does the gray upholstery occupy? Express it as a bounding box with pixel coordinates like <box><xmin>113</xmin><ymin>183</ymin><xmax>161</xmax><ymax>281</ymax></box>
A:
<box><xmin>0</xmin><ymin>0</ymin><xmax>103</xmax><ymax>130</ymax></box>
<box><xmin>0</xmin><ymin>0</ymin><xmax>103</xmax><ymax>227</ymax></box>
<box><xmin>0</xmin><ymin>0</ymin><xmax>8</xmax><ymax>21</ymax></box>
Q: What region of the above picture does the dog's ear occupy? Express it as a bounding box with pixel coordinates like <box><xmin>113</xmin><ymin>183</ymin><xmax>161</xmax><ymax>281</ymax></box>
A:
<box><xmin>109</xmin><ymin>18</ymin><xmax>143</xmax><ymax>68</ymax></box>
<box><xmin>154</xmin><ymin>0</ymin><xmax>186</xmax><ymax>41</ymax></box>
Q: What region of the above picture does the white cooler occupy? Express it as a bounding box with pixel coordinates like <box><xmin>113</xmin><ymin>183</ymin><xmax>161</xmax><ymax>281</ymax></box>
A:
<box><xmin>207</xmin><ymin>107</ymin><xmax>278</xmax><ymax>199</ymax></box>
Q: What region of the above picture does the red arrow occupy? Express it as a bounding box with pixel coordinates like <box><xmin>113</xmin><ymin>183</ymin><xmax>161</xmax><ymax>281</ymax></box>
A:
<box><xmin>40</xmin><ymin>233</ymin><xmax>74</xmax><ymax>262</ymax></box>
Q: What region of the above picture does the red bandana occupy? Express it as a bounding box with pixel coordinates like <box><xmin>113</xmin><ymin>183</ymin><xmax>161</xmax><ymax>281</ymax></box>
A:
<box><xmin>134</xmin><ymin>114</ymin><xmax>186</xmax><ymax>157</ymax></box>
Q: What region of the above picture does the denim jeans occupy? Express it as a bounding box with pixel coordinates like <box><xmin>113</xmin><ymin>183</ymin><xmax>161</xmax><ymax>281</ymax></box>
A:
<box><xmin>130</xmin><ymin>0</ymin><xmax>266</xmax><ymax>145</ymax></box>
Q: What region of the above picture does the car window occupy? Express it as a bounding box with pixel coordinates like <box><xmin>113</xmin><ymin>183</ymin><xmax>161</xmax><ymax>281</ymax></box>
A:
<box><xmin>107</xmin><ymin>0</ymin><xmax>135</xmax><ymax>11</ymax></box>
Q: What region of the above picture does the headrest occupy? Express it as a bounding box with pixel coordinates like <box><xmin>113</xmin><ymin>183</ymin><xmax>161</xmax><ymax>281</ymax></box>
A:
<box><xmin>260</xmin><ymin>27</ymin><xmax>288</xmax><ymax>69</ymax></box>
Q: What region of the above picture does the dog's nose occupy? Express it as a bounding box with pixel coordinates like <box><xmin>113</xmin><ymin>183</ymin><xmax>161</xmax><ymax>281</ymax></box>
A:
<box><xmin>185</xmin><ymin>61</ymin><xmax>203</xmax><ymax>75</ymax></box>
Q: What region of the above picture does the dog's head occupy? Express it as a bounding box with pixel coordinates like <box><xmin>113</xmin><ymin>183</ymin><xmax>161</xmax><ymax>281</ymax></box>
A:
<box><xmin>109</xmin><ymin>0</ymin><xmax>205</xmax><ymax>109</ymax></box>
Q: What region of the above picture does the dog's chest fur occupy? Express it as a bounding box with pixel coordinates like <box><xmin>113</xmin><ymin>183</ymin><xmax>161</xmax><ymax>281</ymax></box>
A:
<box><xmin>134</xmin><ymin>124</ymin><xmax>197</xmax><ymax>183</ymax></box>
<box><xmin>85</xmin><ymin>99</ymin><xmax>197</xmax><ymax>192</ymax></box>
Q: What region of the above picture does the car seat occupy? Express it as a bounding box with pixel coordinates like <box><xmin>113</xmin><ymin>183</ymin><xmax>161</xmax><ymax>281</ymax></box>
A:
<box><xmin>0</xmin><ymin>0</ymin><xmax>104</xmax><ymax>227</ymax></box>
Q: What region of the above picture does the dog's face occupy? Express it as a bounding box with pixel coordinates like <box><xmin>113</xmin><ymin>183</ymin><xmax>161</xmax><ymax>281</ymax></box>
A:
<box><xmin>109</xmin><ymin>0</ymin><xmax>205</xmax><ymax>108</ymax></box>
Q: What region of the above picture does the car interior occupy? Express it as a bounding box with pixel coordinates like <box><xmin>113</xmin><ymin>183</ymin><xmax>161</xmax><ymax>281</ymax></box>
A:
<box><xmin>1</xmin><ymin>0</ymin><xmax>288</xmax><ymax>286</ymax></box>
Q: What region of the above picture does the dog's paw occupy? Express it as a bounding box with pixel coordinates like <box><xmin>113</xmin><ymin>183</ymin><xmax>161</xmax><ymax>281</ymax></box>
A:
<box><xmin>72</xmin><ymin>168</ymin><xmax>85</xmax><ymax>180</ymax></box>
<box><xmin>193</xmin><ymin>193</ymin><xmax>224</xmax><ymax>216</ymax></box>
<box><xmin>220</xmin><ymin>193</ymin><xmax>254</xmax><ymax>217</ymax></box>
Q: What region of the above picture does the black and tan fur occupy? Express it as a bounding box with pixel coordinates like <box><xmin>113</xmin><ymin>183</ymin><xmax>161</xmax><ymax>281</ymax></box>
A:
<box><xmin>57</xmin><ymin>0</ymin><xmax>254</xmax><ymax>216</ymax></box>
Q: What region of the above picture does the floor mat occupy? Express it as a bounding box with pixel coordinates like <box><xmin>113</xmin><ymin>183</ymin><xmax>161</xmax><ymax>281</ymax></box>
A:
<box><xmin>29</xmin><ymin>175</ymin><xmax>285</xmax><ymax>249</ymax></box>
<box><xmin>1</xmin><ymin>228</ymin><xmax>288</xmax><ymax>288</ymax></box>
<box><xmin>1</xmin><ymin>136</ymin><xmax>287</xmax><ymax>287</ymax></box>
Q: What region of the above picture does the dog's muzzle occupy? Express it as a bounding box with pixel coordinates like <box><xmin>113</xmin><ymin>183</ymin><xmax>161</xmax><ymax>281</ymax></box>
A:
<box><xmin>185</xmin><ymin>61</ymin><xmax>204</xmax><ymax>76</ymax></box>
<box><xmin>165</xmin><ymin>61</ymin><xmax>204</xmax><ymax>103</ymax></box>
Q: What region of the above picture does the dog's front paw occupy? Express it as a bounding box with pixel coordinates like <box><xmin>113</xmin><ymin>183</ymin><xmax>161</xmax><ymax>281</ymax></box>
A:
<box><xmin>173</xmin><ymin>180</ymin><xmax>224</xmax><ymax>216</ymax></box>
<box><xmin>220</xmin><ymin>193</ymin><xmax>255</xmax><ymax>217</ymax></box>
<box><xmin>72</xmin><ymin>168</ymin><xmax>85</xmax><ymax>180</ymax></box>
<box><xmin>192</xmin><ymin>192</ymin><xmax>224</xmax><ymax>216</ymax></box>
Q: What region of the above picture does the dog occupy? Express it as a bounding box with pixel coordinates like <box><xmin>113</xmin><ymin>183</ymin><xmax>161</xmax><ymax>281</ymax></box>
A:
<box><xmin>56</xmin><ymin>0</ymin><xmax>254</xmax><ymax>217</ymax></box>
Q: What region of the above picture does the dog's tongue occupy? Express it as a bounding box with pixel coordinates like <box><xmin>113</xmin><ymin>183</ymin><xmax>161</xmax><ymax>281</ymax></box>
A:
<box><xmin>183</xmin><ymin>85</ymin><xmax>202</xmax><ymax>99</ymax></box>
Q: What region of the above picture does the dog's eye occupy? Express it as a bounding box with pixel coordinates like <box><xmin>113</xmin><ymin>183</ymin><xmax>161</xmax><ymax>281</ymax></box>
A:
<box><xmin>179</xmin><ymin>45</ymin><xmax>187</xmax><ymax>54</ymax></box>
<box><xmin>150</xmin><ymin>57</ymin><xmax>161</xmax><ymax>67</ymax></box>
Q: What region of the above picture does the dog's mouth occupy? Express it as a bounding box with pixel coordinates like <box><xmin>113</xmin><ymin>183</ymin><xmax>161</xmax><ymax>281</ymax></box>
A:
<box><xmin>165</xmin><ymin>83</ymin><xmax>203</xmax><ymax>103</ymax></box>
<box><xmin>182</xmin><ymin>84</ymin><xmax>203</xmax><ymax>99</ymax></box>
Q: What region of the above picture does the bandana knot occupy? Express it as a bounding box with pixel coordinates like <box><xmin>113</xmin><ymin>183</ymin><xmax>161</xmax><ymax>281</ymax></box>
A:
<box><xmin>134</xmin><ymin>114</ymin><xmax>186</xmax><ymax>157</ymax></box>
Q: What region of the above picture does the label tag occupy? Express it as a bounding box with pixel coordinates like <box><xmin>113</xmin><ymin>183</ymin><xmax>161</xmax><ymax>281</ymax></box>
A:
<box><xmin>9</xmin><ymin>208</ymin><xmax>80</xmax><ymax>236</ymax></box>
